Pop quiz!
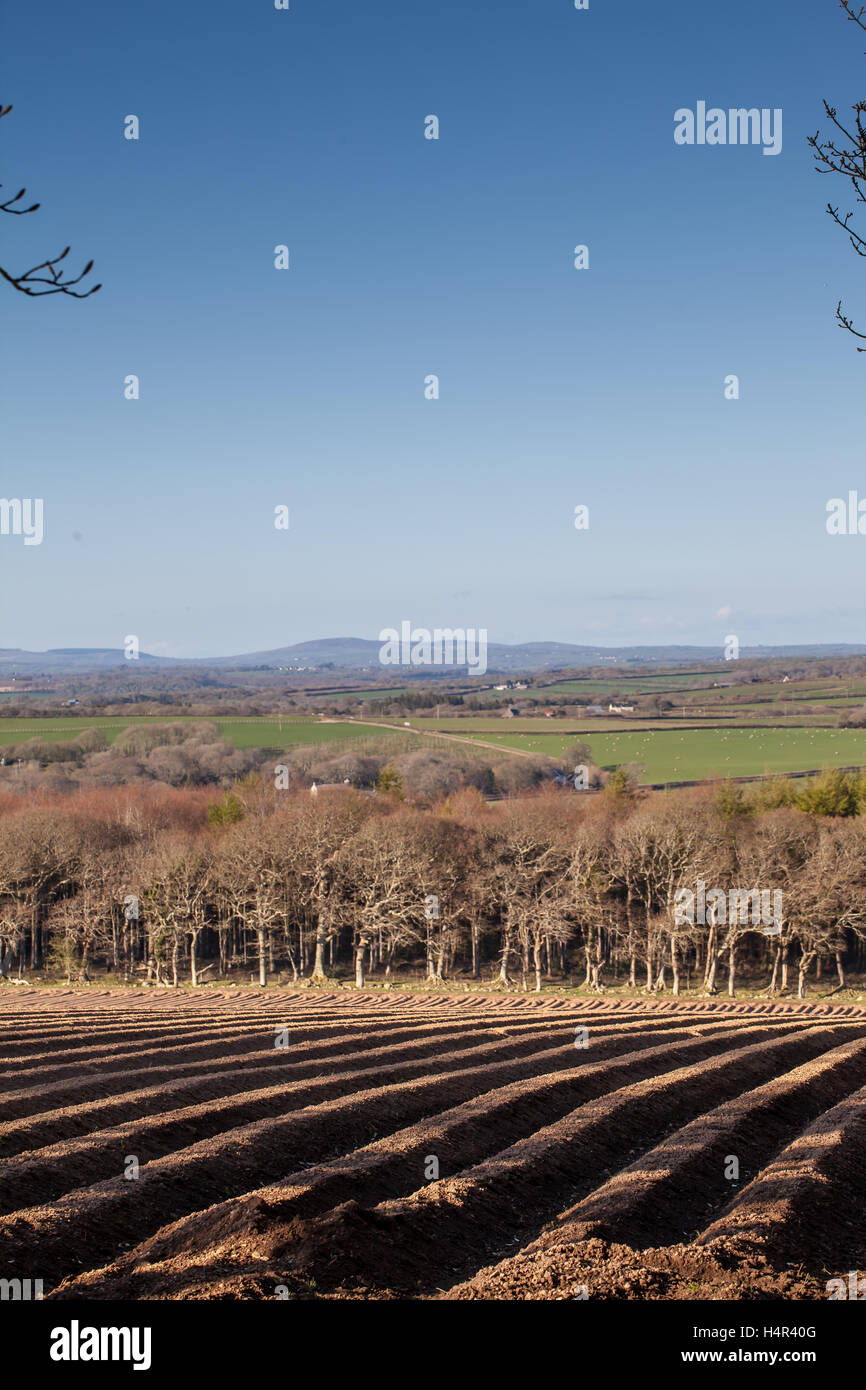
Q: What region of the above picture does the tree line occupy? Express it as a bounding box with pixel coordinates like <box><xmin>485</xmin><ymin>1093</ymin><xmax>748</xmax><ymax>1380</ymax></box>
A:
<box><xmin>2</xmin><ymin>771</ymin><xmax>866</xmax><ymax>999</ymax></box>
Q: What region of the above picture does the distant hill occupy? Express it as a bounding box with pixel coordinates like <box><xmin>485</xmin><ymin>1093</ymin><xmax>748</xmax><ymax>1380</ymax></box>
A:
<box><xmin>0</xmin><ymin>648</ymin><xmax>170</xmax><ymax>671</ymax></box>
<box><xmin>3</xmin><ymin>638</ymin><xmax>866</xmax><ymax>676</ymax></box>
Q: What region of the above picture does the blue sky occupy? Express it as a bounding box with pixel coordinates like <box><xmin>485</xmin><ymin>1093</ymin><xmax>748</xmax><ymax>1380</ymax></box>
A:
<box><xmin>2</xmin><ymin>0</ymin><xmax>865</xmax><ymax>658</ymax></box>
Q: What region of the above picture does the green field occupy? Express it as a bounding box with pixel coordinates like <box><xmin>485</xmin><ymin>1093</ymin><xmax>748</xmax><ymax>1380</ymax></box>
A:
<box><xmin>540</xmin><ymin>672</ymin><xmax>729</xmax><ymax>695</ymax></box>
<box><xmin>538</xmin><ymin>674</ymin><xmax>866</xmax><ymax>706</ymax></box>
<box><xmin>0</xmin><ymin>716</ymin><xmax>399</xmax><ymax>751</ymax></box>
<box><xmin>7</xmin><ymin>709</ymin><xmax>866</xmax><ymax>784</ymax></box>
<box><xmin>215</xmin><ymin>719</ymin><xmax>390</xmax><ymax>748</ymax></box>
<box><xmin>409</xmin><ymin>716</ymin><xmax>709</xmax><ymax>734</ymax></box>
<box><xmin>448</xmin><ymin>727</ymin><xmax>866</xmax><ymax>783</ymax></box>
<box><xmin>685</xmin><ymin>680</ymin><xmax>866</xmax><ymax>704</ymax></box>
<box><xmin>332</xmin><ymin>688</ymin><xmax>407</xmax><ymax>700</ymax></box>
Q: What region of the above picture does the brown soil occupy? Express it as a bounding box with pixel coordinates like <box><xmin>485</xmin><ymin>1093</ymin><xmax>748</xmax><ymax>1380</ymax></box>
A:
<box><xmin>1</xmin><ymin>988</ymin><xmax>863</xmax><ymax>1300</ymax></box>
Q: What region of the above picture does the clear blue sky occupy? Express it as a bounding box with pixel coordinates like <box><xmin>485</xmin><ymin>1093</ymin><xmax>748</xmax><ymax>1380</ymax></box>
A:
<box><xmin>3</xmin><ymin>0</ymin><xmax>865</xmax><ymax>658</ymax></box>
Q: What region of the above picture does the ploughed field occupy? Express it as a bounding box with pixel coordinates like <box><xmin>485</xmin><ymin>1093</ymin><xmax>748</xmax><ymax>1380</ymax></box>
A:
<box><xmin>1</xmin><ymin>990</ymin><xmax>865</xmax><ymax>1300</ymax></box>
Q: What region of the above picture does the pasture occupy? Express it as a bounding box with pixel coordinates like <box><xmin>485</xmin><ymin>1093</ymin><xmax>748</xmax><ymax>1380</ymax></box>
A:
<box><xmin>0</xmin><ymin>716</ymin><xmax>394</xmax><ymax>751</ymax></box>
<box><xmin>448</xmin><ymin>726</ymin><xmax>866</xmax><ymax>782</ymax></box>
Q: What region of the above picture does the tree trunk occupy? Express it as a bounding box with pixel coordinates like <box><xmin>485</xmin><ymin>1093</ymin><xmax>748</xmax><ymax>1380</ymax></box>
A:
<box><xmin>768</xmin><ymin>946</ymin><xmax>780</xmax><ymax>994</ymax></box>
<box><xmin>0</xmin><ymin>941</ymin><xmax>17</xmax><ymax>980</ymax></box>
<box><xmin>704</xmin><ymin>921</ymin><xmax>717</xmax><ymax>990</ymax></box>
<box><xmin>257</xmin><ymin>929</ymin><xmax>267</xmax><ymax>987</ymax></box>
<box><xmin>625</xmin><ymin>878</ymin><xmax>638</xmax><ymax>988</ymax></box>
<box><xmin>285</xmin><ymin>943</ymin><xmax>299</xmax><ymax>981</ymax></box>
<box><xmin>311</xmin><ymin>922</ymin><xmax>328</xmax><ymax>978</ymax></box>
<box><xmin>498</xmin><ymin>926</ymin><xmax>512</xmax><ymax>985</ymax></box>
<box><xmin>797</xmin><ymin>951</ymin><xmax>814</xmax><ymax>1000</ymax></box>
<box><xmin>218</xmin><ymin>925</ymin><xmax>227</xmax><ymax>977</ymax></box>
<box><xmin>354</xmin><ymin>939</ymin><xmax>366</xmax><ymax>989</ymax></box>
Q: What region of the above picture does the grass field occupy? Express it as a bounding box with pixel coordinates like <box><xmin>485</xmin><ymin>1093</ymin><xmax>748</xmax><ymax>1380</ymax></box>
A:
<box><xmin>408</xmin><ymin>716</ymin><xmax>704</xmax><ymax>734</ymax></box>
<box><xmin>540</xmin><ymin>672</ymin><xmax>729</xmax><ymax>695</ymax></box>
<box><xmin>331</xmin><ymin>688</ymin><xmax>407</xmax><ymax>700</ymax></box>
<box><xmin>213</xmin><ymin>719</ymin><xmax>382</xmax><ymax>749</ymax></box>
<box><xmin>448</xmin><ymin>726</ymin><xmax>866</xmax><ymax>782</ymax></box>
<box><xmin>6</xmin><ymin>710</ymin><xmax>866</xmax><ymax>783</ymax></box>
<box><xmin>409</xmin><ymin>712</ymin><xmax>854</xmax><ymax>735</ymax></box>
<box><xmin>0</xmin><ymin>716</ymin><xmax>399</xmax><ymax>751</ymax></box>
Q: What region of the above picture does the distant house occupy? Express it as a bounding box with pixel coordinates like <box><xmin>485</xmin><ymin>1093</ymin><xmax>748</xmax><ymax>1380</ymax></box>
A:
<box><xmin>608</xmin><ymin>703</ymin><xmax>636</xmax><ymax>714</ymax></box>
<box><xmin>310</xmin><ymin>779</ymin><xmax>375</xmax><ymax>797</ymax></box>
<box><xmin>586</xmin><ymin>705</ymin><xmax>605</xmax><ymax>715</ymax></box>
<box><xmin>543</xmin><ymin>709</ymin><xmax>555</xmax><ymax>718</ymax></box>
<box><xmin>310</xmin><ymin>779</ymin><xmax>351</xmax><ymax>795</ymax></box>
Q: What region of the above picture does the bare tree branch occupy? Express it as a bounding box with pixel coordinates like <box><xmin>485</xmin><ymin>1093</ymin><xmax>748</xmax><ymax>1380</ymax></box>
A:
<box><xmin>0</xmin><ymin>103</ymin><xmax>101</xmax><ymax>299</ymax></box>
<box><xmin>809</xmin><ymin>4</ymin><xmax>866</xmax><ymax>347</ymax></box>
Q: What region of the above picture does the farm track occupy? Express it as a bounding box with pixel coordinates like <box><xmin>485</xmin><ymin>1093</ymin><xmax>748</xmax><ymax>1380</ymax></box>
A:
<box><xmin>1</xmin><ymin>989</ymin><xmax>864</xmax><ymax>1300</ymax></box>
